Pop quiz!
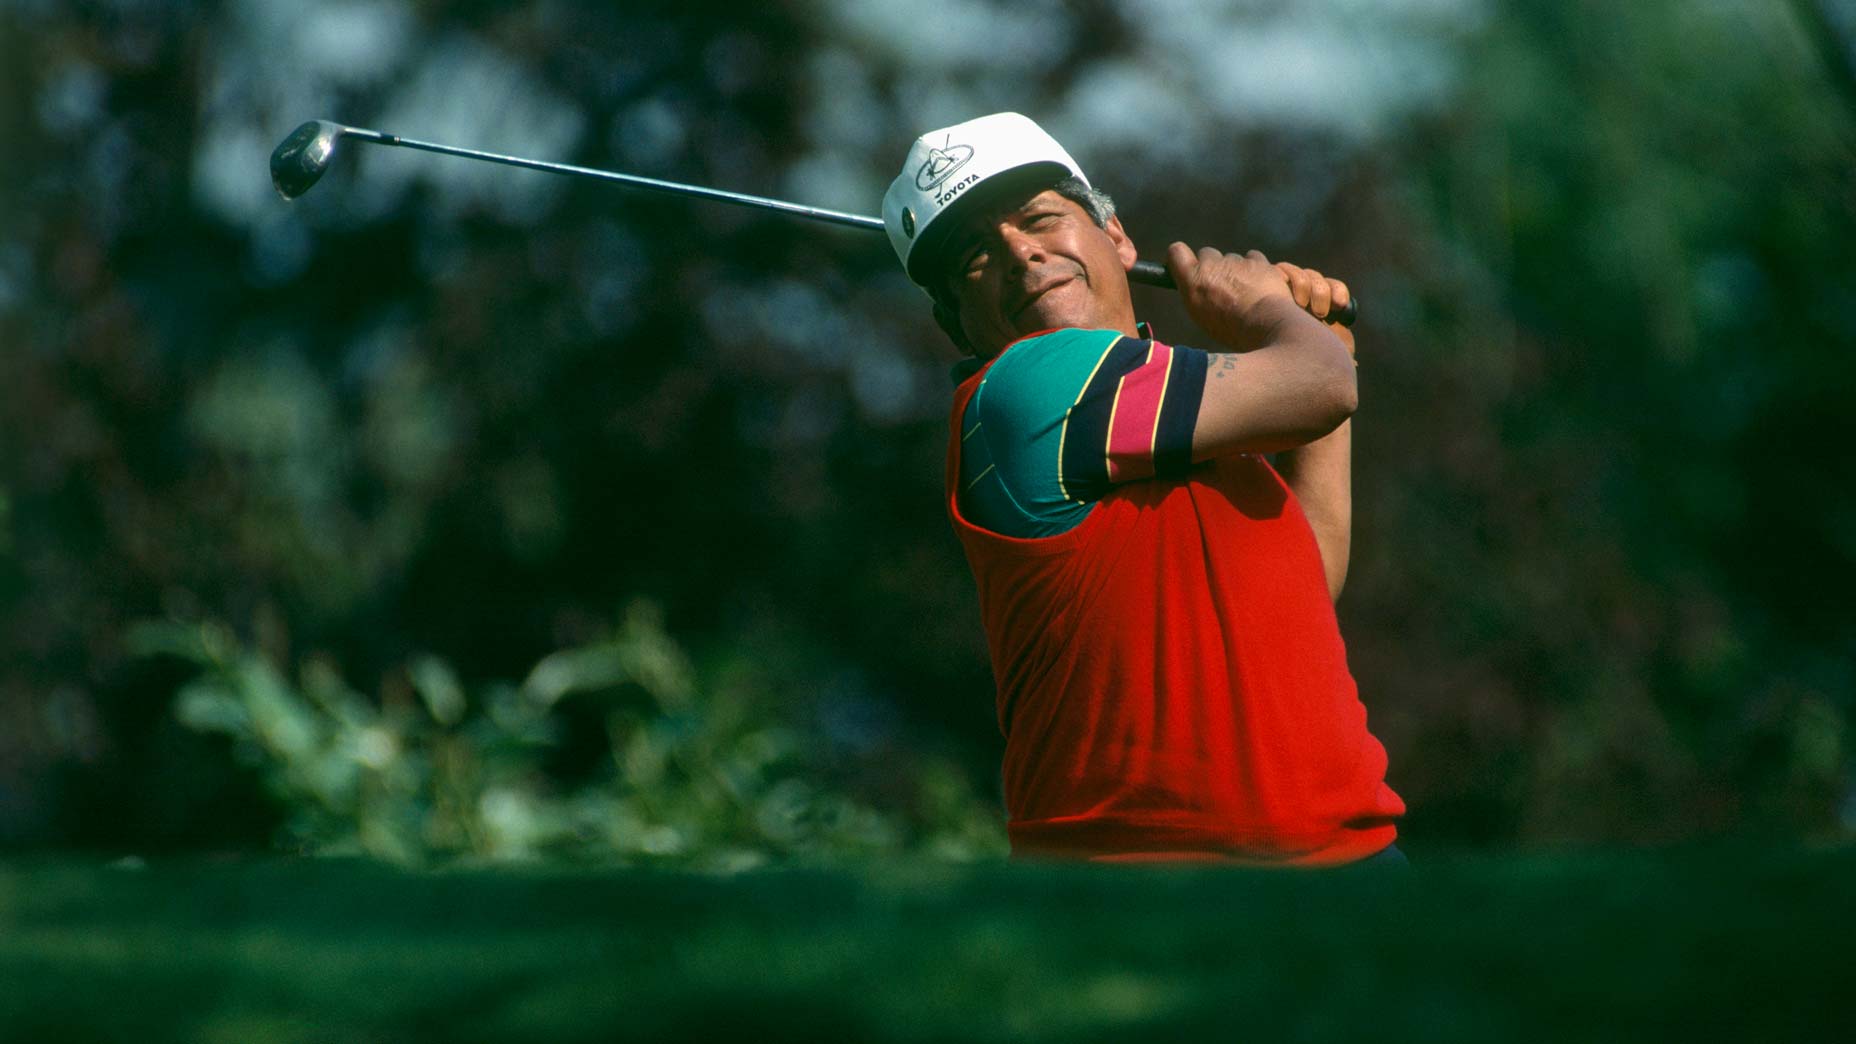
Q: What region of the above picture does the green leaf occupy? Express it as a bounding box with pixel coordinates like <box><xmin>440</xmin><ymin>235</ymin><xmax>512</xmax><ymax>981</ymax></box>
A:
<box><xmin>410</xmin><ymin>655</ymin><xmax>467</xmax><ymax>727</ymax></box>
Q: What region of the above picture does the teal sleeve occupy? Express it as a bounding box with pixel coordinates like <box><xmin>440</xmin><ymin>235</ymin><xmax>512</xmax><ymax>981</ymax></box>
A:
<box><xmin>956</xmin><ymin>328</ymin><xmax>1208</xmax><ymax>539</ymax></box>
<box><xmin>965</xmin><ymin>323</ymin><xmax>1210</xmax><ymax>535</ymax></box>
<box><xmin>957</xmin><ymin>330</ymin><xmax>1113</xmax><ymax>538</ymax></box>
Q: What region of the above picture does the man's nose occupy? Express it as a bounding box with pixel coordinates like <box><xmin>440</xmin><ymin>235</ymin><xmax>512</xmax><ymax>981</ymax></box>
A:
<box><xmin>998</xmin><ymin>224</ymin><xmax>1045</xmax><ymax>270</ymax></box>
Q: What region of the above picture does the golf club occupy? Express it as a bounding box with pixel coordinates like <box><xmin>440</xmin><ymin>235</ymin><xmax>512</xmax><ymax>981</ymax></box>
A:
<box><xmin>271</xmin><ymin>119</ymin><xmax>1358</xmax><ymax>327</ymax></box>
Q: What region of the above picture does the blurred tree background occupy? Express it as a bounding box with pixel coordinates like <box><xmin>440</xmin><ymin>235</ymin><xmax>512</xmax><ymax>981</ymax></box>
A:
<box><xmin>0</xmin><ymin>0</ymin><xmax>1851</xmax><ymax>862</ymax></box>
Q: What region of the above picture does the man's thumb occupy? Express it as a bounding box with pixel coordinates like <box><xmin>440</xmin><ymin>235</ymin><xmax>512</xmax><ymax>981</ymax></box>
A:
<box><xmin>1165</xmin><ymin>241</ymin><xmax>1196</xmax><ymax>279</ymax></box>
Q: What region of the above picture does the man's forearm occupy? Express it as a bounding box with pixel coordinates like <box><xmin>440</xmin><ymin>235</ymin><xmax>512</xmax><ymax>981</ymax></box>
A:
<box><xmin>1275</xmin><ymin>418</ymin><xmax>1351</xmax><ymax>602</ymax></box>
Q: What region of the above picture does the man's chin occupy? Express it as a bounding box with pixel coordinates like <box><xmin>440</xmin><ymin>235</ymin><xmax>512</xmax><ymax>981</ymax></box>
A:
<box><xmin>1012</xmin><ymin>281</ymin><xmax>1091</xmax><ymax>335</ymax></box>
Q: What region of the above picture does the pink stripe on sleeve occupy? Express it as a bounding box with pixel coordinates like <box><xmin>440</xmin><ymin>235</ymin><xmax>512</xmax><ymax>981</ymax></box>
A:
<box><xmin>1104</xmin><ymin>343</ymin><xmax>1173</xmax><ymax>482</ymax></box>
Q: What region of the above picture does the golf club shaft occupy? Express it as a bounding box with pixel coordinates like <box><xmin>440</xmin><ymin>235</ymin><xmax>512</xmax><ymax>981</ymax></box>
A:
<box><xmin>304</xmin><ymin>124</ymin><xmax>1356</xmax><ymax>326</ymax></box>
<box><xmin>350</xmin><ymin>128</ymin><xmax>884</xmax><ymax>231</ymax></box>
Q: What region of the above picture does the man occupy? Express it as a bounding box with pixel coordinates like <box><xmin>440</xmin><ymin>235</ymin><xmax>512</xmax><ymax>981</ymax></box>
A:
<box><xmin>882</xmin><ymin>113</ymin><xmax>1405</xmax><ymax>865</ymax></box>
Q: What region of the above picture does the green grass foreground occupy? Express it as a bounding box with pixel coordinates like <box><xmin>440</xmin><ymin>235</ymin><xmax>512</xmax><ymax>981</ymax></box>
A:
<box><xmin>2</xmin><ymin>846</ymin><xmax>1851</xmax><ymax>1043</ymax></box>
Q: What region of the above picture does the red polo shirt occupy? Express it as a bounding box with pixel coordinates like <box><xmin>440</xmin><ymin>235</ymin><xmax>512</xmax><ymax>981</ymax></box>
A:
<box><xmin>947</xmin><ymin>329</ymin><xmax>1404</xmax><ymax>865</ymax></box>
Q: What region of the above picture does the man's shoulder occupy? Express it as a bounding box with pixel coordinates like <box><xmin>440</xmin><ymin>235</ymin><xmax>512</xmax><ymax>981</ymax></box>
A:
<box><xmin>995</xmin><ymin>327</ymin><xmax>1129</xmax><ymax>364</ymax></box>
<box><xmin>954</xmin><ymin>329</ymin><xmax>1114</xmax><ymax>391</ymax></box>
<box><xmin>968</xmin><ymin>328</ymin><xmax>1123</xmax><ymax>424</ymax></box>
<box><xmin>984</xmin><ymin>328</ymin><xmax>1143</xmax><ymax>393</ymax></box>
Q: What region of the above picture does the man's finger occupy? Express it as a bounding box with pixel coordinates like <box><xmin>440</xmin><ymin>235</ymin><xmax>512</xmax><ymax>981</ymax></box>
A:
<box><xmin>1276</xmin><ymin>262</ymin><xmax>1315</xmax><ymax>311</ymax></box>
<box><xmin>1306</xmin><ymin>269</ymin><xmax>1331</xmax><ymax>318</ymax></box>
<box><xmin>1330</xmin><ymin>279</ymin><xmax>1351</xmax><ymax>313</ymax></box>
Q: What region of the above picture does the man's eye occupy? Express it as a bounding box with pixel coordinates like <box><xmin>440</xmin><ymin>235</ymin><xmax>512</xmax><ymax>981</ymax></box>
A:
<box><xmin>962</xmin><ymin>248</ymin><xmax>990</xmax><ymax>274</ymax></box>
<box><xmin>1025</xmin><ymin>213</ymin><xmax>1058</xmax><ymax>229</ymax></box>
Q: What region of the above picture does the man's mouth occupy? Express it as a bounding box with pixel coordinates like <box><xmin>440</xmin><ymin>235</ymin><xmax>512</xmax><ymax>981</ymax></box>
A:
<box><xmin>1010</xmin><ymin>272</ymin><xmax>1078</xmax><ymax>319</ymax></box>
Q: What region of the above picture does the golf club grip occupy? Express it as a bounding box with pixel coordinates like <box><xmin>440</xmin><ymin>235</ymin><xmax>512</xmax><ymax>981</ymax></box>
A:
<box><xmin>1128</xmin><ymin>259</ymin><xmax>1359</xmax><ymax>328</ymax></box>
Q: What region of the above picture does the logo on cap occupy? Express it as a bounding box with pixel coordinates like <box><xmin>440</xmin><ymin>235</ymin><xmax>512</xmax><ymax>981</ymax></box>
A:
<box><xmin>914</xmin><ymin>139</ymin><xmax>974</xmax><ymax>192</ymax></box>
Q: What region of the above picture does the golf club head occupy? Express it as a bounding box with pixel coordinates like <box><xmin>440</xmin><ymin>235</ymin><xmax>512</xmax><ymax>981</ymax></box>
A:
<box><xmin>270</xmin><ymin>120</ymin><xmax>345</xmax><ymax>200</ymax></box>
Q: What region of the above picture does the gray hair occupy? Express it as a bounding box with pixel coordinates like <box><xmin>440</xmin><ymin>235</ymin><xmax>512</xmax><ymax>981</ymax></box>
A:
<box><xmin>1051</xmin><ymin>176</ymin><xmax>1116</xmax><ymax>228</ymax></box>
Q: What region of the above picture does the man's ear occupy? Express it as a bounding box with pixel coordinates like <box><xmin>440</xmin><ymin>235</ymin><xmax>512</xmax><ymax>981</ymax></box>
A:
<box><xmin>1105</xmin><ymin>215</ymin><xmax>1138</xmax><ymax>272</ymax></box>
<box><xmin>933</xmin><ymin>298</ymin><xmax>976</xmax><ymax>356</ymax></box>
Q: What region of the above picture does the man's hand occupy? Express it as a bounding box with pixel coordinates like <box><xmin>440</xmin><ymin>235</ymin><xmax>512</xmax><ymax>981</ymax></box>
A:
<box><xmin>1275</xmin><ymin>260</ymin><xmax>1355</xmax><ymax>361</ymax></box>
<box><xmin>1165</xmin><ymin>244</ymin><xmax>1300</xmax><ymax>351</ymax></box>
<box><xmin>1164</xmin><ymin>243</ymin><xmax>1356</xmax><ymax>354</ymax></box>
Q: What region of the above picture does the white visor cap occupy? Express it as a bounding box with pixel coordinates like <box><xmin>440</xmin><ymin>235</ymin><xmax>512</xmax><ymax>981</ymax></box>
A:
<box><xmin>882</xmin><ymin>112</ymin><xmax>1088</xmax><ymax>291</ymax></box>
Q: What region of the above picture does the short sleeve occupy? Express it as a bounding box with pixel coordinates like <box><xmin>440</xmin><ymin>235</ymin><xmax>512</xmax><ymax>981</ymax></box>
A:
<box><xmin>957</xmin><ymin>329</ymin><xmax>1210</xmax><ymax>538</ymax></box>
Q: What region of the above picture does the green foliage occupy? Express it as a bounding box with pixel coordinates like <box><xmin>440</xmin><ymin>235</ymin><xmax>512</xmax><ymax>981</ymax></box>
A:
<box><xmin>127</xmin><ymin>606</ymin><xmax>1006</xmax><ymax>868</ymax></box>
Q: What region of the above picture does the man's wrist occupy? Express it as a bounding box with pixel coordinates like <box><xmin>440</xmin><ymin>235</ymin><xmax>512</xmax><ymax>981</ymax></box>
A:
<box><xmin>1204</xmin><ymin>294</ymin><xmax>1302</xmax><ymax>351</ymax></box>
<box><xmin>1244</xmin><ymin>294</ymin><xmax>1313</xmax><ymax>335</ymax></box>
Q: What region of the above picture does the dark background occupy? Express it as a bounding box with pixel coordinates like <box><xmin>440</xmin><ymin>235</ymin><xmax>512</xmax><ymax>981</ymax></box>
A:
<box><xmin>2</xmin><ymin>0</ymin><xmax>1852</xmax><ymax>862</ymax></box>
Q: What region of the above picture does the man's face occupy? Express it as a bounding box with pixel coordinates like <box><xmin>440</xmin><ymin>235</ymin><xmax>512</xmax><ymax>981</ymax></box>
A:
<box><xmin>938</xmin><ymin>188</ymin><xmax>1140</xmax><ymax>357</ymax></box>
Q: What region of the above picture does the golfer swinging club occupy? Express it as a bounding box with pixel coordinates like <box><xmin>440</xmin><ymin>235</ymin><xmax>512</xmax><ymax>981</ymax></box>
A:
<box><xmin>884</xmin><ymin>113</ymin><xmax>1405</xmax><ymax>865</ymax></box>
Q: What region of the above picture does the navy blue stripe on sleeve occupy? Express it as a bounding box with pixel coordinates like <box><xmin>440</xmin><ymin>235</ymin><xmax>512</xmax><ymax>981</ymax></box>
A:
<box><xmin>1153</xmin><ymin>345</ymin><xmax>1207</xmax><ymax>478</ymax></box>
